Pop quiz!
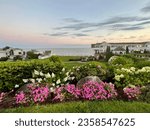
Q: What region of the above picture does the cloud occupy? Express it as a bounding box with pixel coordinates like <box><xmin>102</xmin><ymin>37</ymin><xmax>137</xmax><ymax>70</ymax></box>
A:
<box><xmin>43</xmin><ymin>32</ymin><xmax>68</xmax><ymax>36</ymax></box>
<box><xmin>55</xmin><ymin>16</ymin><xmax>150</xmax><ymax>32</ymax></box>
<box><xmin>141</xmin><ymin>5</ymin><xmax>150</xmax><ymax>13</ymax></box>
<box><xmin>98</xmin><ymin>16</ymin><xmax>150</xmax><ymax>26</ymax></box>
<box><xmin>135</xmin><ymin>20</ymin><xmax>150</xmax><ymax>26</ymax></box>
<box><xmin>72</xmin><ymin>33</ymin><xmax>88</xmax><ymax>37</ymax></box>
<box><xmin>119</xmin><ymin>26</ymin><xmax>144</xmax><ymax>31</ymax></box>
<box><xmin>63</xmin><ymin>18</ymin><xmax>83</xmax><ymax>23</ymax></box>
<box><xmin>56</xmin><ymin>22</ymin><xmax>95</xmax><ymax>30</ymax></box>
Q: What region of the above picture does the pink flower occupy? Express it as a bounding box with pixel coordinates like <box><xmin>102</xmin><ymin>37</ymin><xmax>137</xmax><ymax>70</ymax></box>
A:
<box><xmin>123</xmin><ymin>87</ymin><xmax>141</xmax><ymax>100</ymax></box>
<box><xmin>15</xmin><ymin>91</ymin><xmax>27</xmax><ymax>104</ymax></box>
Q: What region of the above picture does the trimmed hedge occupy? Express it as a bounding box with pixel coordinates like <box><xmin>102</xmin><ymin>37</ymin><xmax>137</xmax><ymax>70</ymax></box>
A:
<box><xmin>0</xmin><ymin>59</ymin><xmax>64</xmax><ymax>92</ymax></box>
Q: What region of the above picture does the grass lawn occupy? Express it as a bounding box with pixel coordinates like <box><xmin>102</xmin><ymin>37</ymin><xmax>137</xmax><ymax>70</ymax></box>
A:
<box><xmin>1</xmin><ymin>100</ymin><xmax>150</xmax><ymax>113</ymax></box>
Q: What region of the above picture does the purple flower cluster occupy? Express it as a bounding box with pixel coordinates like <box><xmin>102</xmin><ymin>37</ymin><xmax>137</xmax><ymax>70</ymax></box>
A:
<box><xmin>123</xmin><ymin>87</ymin><xmax>141</xmax><ymax>100</ymax></box>
<box><xmin>80</xmin><ymin>81</ymin><xmax>117</xmax><ymax>100</ymax></box>
<box><xmin>31</xmin><ymin>86</ymin><xmax>49</xmax><ymax>103</ymax></box>
<box><xmin>53</xmin><ymin>81</ymin><xmax>117</xmax><ymax>101</ymax></box>
<box><xmin>15</xmin><ymin>84</ymin><xmax>50</xmax><ymax>104</ymax></box>
<box><xmin>15</xmin><ymin>91</ymin><xmax>27</xmax><ymax>104</ymax></box>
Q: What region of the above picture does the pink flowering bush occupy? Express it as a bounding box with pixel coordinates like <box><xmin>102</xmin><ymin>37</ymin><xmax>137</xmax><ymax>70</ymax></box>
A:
<box><xmin>79</xmin><ymin>81</ymin><xmax>117</xmax><ymax>100</ymax></box>
<box><xmin>53</xmin><ymin>81</ymin><xmax>117</xmax><ymax>101</ymax></box>
<box><xmin>15</xmin><ymin>84</ymin><xmax>50</xmax><ymax>104</ymax></box>
<box><xmin>15</xmin><ymin>91</ymin><xmax>27</xmax><ymax>104</ymax></box>
<box><xmin>27</xmin><ymin>84</ymin><xmax>50</xmax><ymax>103</ymax></box>
<box><xmin>123</xmin><ymin>87</ymin><xmax>141</xmax><ymax>100</ymax></box>
<box><xmin>53</xmin><ymin>84</ymin><xmax>80</xmax><ymax>101</ymax></box>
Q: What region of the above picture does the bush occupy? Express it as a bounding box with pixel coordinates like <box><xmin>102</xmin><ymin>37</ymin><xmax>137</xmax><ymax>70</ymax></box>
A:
<box><xmin>71</xmin><ymin>62</ymin><xmax>107</xmax><ymax>83</ymax></box>
<box><xmin>135</xmin><ymin>61</ymin><xmax>150</xmax><ymax>68</ymax></box>
<box><xmin>114</xmin><ymin>67</ymin><xmax>150</xmax><ymax>88</ymax></box>
<box><xmin>26</xmin><ymin>51</ymin><xmax>39</xmax><ymax>59</ymax></box>
<box><xmin>49</xmin><ymin>56</ymin><xmax>62</xmax><ymax>64</ymax></box>
<box><xmin>0</xmin><ymin>59</ymin><xmax>64</xmax><ymax>92</ymax></box>
<box><xmin>139</xmin><ymin>85</ymin><xmax>150</xmax><ymax>103</ymax></box>
<box><xmin>0</xmin><ymin>57</ymin><xmax>8</xmax><ymax>61</ymax></box>
<box><xmin>110</xmin><ymin>56</ymin><xmax>134</xmax><ymax>66</ymax></box>
<box><xmin>123</xmin><ymin>87</ymin><xmax>141</xmax><ymax>101</ymax></box>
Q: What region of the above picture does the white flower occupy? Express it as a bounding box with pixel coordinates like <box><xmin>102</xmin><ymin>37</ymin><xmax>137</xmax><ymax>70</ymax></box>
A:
<box><xmin>34</xmin><ymin>70</ymin><xmax>39</xmax><ymax>75</ymax></box>
<box><xmin>62</xmin><ymin>68</ymin><xmax>65</xmax><ymax>72</ymax></box>
<box><xmin>15</xmin><ymin>84</ymin><xmax>19</xmax><ymax>88</ymax></box>
<box><xmin>71</xmin><ymin>77</ymin><xmax>75</xmax><ymax>80</ymax></box>
<box><xmin>130</xmin><ymin>67</ymin><xmax>135</xmax><ymax>71</ymax></box>
<box><xmin>63</xmin><ymin>77</ymin><xmax>68</xmax><ymax>82</ymax></box>
<box><xmin>36</xmin><ymin>78</ymin><xmax>42</xmax><ymax>83</ymax></box>
<box><xmin>66</xmin><ymin>72</ymin><xmax>69</xmax><ymax>76</ymax></box>
<box><xmin>40</xmin><ymin>71</ymin><xmax>44</xmax><ymax>76</ymax></box>
<box><xmin>30</xmin><ymin>79</ymin><xmax>35</xmax><ymax>83</ymax></box>
<box><xmin>45</xmin><ymin>73</ymin><xmax>51</xmax><ymax>78</ymax></box>
<box><xmin>52</xmin><ymin>73</ymin><xmax>55</xmax><ymax>78</ymax></box>
<box><xmin>70</xmin><ymin>72</ymin><xmax>74</xmax><ymax>75</ymax></box>
<box><xmin>115</xmin><ymin>75</ymin><xmax>120</xmax><ymax>81</ymax></box>
<box><xmin>50</xmin><ymin>87</ymin><xmax>54</xmax><ymax>92</ymax></box>
<box><xmin>23</xmin><ymin>79</ymin><xmax>28</xmax><ymax>83</ymax></box>
<box><xmin>120</xmin><ymin>74</ymin><xmax>124</xmax><ymax>78</ymax></box>
<box><xmin>52</xmin><ymin>83</ymin><xmax>55</xmax><ymax>87</ymax></box>
<box><xmin>56</xmin><ymin>79</ymin><xmax>61</xmax><ymax>84</ymax></box>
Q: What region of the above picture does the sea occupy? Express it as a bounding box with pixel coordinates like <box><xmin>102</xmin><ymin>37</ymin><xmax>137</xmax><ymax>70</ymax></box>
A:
<box><xmin>27</xmin><ymin>48</ymin><xmax>95</xmax><ymax>56</ymax></box>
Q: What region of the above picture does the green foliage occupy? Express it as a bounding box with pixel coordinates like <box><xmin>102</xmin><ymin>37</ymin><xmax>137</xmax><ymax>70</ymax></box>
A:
<box><xmin>71</xmin><ymin>62</ymin><xmax>107</xmax><ymax>82</ymax></box>
<box><xmin>114</xmin><ymin>67</ymin><xmax>150</xmax><ymax>88</ymax></box>
<box><xmin>110</xmin><ymin>56</ymin><xmax>134</xmax><ymax>66</ymax></box>
<box><xmin>140</xmin><ymin>85</ymin><xmax>150</xmax><ymax>103</ymax></box>
<box><xmin>0</xmin><ymin>59</ymin><xmax>64</xmax><ymax>92</ymax></box>
<box><xmin>135</xmin><ymin>60</ymin><xmax>150</xmax><ymax>68</ymax></box>
<box><xmin>13</xmin><ymin>55</ymin><xmax>22</xmax><ymax>61</ymax></box>
<box><xmin>26</xmin><ymin>51</ymin><xmax>39</xmax><ymax>59</ymax></box>
<box><xmin>48</xmin><ymin>55</ymin><xmax>62</xmax><ymax>64</ymax></box>
<box><xmin>0</xmin><ymin>57</ymin><xmax>8</xmax><ymax>61</ymax></box>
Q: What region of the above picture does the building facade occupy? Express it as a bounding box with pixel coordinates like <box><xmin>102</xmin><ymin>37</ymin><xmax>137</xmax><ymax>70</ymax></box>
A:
<box><xmin>91</xmin><ymin>41</ymin><xmax>150</xmax><ymax>55</ymax></box>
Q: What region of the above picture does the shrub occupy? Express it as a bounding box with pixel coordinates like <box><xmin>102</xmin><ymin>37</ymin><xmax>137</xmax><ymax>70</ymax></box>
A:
<box><xmin>110</xmin><ymin>56</ymin><xmax>134</xmax><ymax>66</ymax></box>
<box><xmin>114</xmin><ymin>66</ymin><xmax>150</xmax><ymax>88</ymax></box>
<box><xmin>78</xmin><ymin>81</ymin><xmax>117</xmax><ymax>100</ymax></box>
<box><xmin>15</xmin><ymin>91</ymin><xmax>27</xmax><ymax>104</ymax></box>
<box><xmin>71</xmin><ymin>62</ymin><xmax>107</xmax><ymax>83</ymax></box>
<box><xmin>0</xmin><ymin>59</ymin><xmax>64</xmax><ymax>91</ymax></box>
<box><xmin>139</xmin><ymin>85</ymin><xmax>150</xmax><ymax>103</ymax></box>
<box><xmin>123</xmin><ymin>87</ymin><xmax>141</xmax><ymax>101</ymax></box>
<box><xmin>49</xmin><ymin>56</ymin><xmax>62</xmax><ymax>64</ymax></box>
<box><xmin>15</xmin><ymin>84</ymin><xmax>50</xmax><ymax>105</ymax></box>
<box><xmin>0</xmin><ymin>57</ymin><xmax>8</xmax><ymax>61</ymax></box>
<box><xmin>53</xmin><ymin>84</ymin><xmax>79</xmax><ymax>102</ymax></box>
<box><xmin>26</xmin><ymin>51</ymin><xmax>39</xmax><ymax>59</ymax></box>
<box><xmin>22</xmin><ymin>67</ymin><xmax>75</xmax><ymax>88</ymax></box>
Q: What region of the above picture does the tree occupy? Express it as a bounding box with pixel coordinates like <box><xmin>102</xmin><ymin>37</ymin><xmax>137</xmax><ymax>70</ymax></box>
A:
<box><xmin>27</xmin><ymin>51</ymin><xmax>39</xmax><ymax>59</ymax></box>
<box><xmin>105</xmin><ymin>46</ymin><xmax>113</xmax><ymax>61</ymax></box>
<box><xmin>126</xmin><ymin>46</ymin><xmax>129</xmax><ymax>54</ymax></box>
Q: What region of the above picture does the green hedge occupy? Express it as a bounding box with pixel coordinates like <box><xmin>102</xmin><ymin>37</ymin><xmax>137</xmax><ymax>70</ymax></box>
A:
<box><xmin>0</xmin><ymin>58</ymin><xmax>64</xmax><ymax>92</ymax></box>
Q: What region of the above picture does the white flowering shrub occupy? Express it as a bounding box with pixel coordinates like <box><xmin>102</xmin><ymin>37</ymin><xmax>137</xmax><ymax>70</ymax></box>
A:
<box><xmin>114</xmin><ymin>66</ymin><xmax>150</xmax><ymax>88</ymax></box>
<box><xmin>23</xmin><ymin>68</ymin><xmax>75</xmax><ymax>88</ymax></box>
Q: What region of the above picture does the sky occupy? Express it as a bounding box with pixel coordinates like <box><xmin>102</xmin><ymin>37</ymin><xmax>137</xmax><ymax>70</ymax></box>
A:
<box><xmin>0</xmin><ymin>0</ymin><xmax>150</xmax><ymax>48</ymax></box>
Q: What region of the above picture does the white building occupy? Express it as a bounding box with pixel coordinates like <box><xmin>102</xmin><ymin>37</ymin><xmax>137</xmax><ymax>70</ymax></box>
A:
<box><xmin>0</xmin><ymin>47</ymin><xmax>26</xmax><ymax>60</ymax></box>
<box><xmin>0</xmin><ymin>49</ymin><xmax>7</xmax><ymax>58</ymax></box>
<box><xmin>91</xmin><ymin>41</ymin><xmax>150</xmax><ymax>55</ymax></box>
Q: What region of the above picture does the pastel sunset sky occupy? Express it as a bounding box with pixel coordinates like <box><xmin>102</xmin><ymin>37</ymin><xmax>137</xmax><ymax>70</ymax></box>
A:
<box><xmin>0</xmin><ymin>0</ymin><xmax>150</xmax><ymax>48</ymax></box>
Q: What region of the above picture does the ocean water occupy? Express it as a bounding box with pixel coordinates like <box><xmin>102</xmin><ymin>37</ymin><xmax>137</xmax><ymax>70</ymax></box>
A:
<box><xmin>50</xmin><ymin>48</ymin><xmax>95</xmax><ymax>56</ymax></box>
<box><xmin>35</xmin><ymin>48</ymin><xmax>95</xmax><ymax>56</ymax></box>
